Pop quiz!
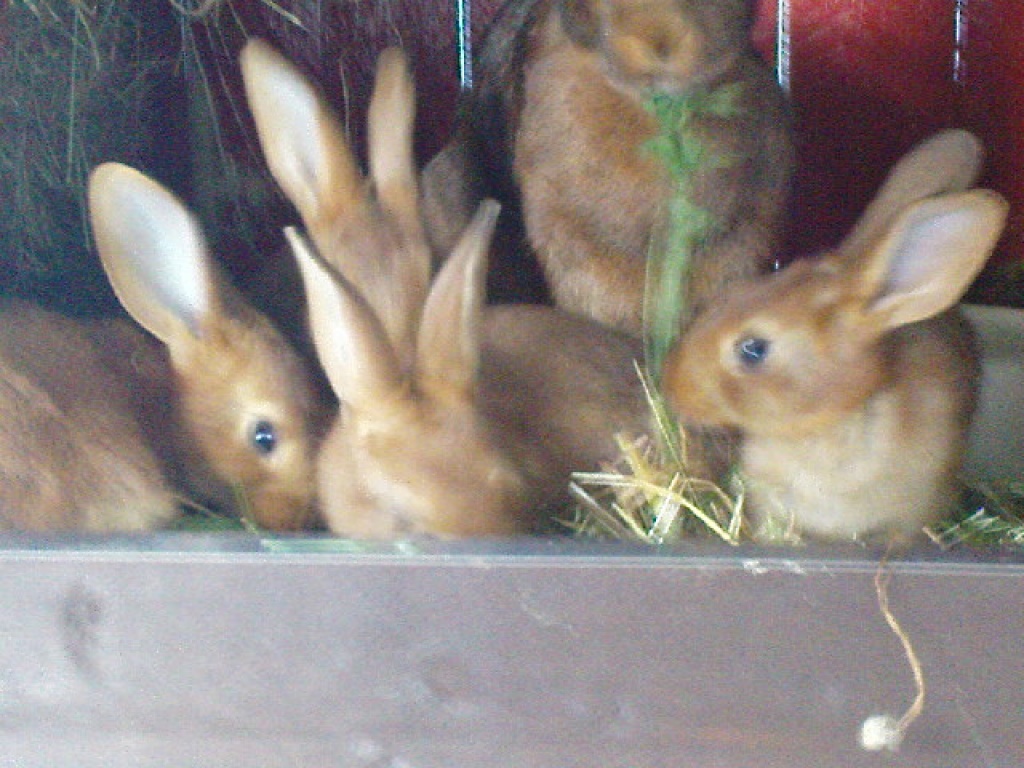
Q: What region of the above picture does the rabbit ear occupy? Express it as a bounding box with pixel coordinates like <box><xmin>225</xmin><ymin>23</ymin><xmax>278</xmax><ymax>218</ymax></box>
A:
<box><xmin>240</xmin><ymin>38</ymin><xmax>363</xmax><ymax>227</ymax></box>
<box><xmin>88</xmin><ymin>162</ymin><xmax>215</xmax><ymax>345</ymax></box>
<box><xmin>365</xmin><ymin>46</ymin><xmax>432</xmax><ymax>340</ymax></box>
<box><xmin>854</xmin><ymin>190</ymin><xmax>1008</xmax><ymax>329</ymax></box>
<box><xmin>415</xmin><ymin>201</ymin><xmax>500</xmax><ymax>402</ymax></box>
<box><xmin>841</xmin><ymin>129</ymin><xmax>985</xmax><ymax>257</ymax></box>
<box><xmin>286</xmin><ymin>227</ymin><xmax>405</xmax><ymax>411</ymax></box>
<box><xmin>368</xmin><ymin>47</ymin><xmax>421</xmax><ymax>241</ymax></box>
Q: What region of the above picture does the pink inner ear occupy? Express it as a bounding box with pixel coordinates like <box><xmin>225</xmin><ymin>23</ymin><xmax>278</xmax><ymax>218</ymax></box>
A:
<box><xmin>868</xmin><ymin>199</ymin><xmax>1001</xmax><ymax>327</ymax></box>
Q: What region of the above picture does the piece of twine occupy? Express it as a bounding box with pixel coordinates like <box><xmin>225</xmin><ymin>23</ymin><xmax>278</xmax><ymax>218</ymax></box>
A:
<box><xmin>859</xmin><ymin>554</ymin><xmax>926</xmax><ymax>752</ymax></box>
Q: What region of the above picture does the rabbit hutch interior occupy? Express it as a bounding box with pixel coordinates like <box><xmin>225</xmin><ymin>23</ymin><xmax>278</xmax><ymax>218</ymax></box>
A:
<box><xmin>0</xmin><ymin>0</ymin><xmax>1022</xmax><ymax>765</ymax></box>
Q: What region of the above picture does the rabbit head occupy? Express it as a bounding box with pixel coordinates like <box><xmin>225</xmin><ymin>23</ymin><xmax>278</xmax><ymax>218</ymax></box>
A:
<box><xmin>664</xmin><ymin>129</ymin><xmax>1003</xmax><ymax>438</ymax></box>
<box><xmin>664</xmin><ymin>189</ymin><xmax>1008</xmax><ymax>439</ymax></box>
<box><xmin>559</xmin><ymin>0</ymin><xmax>756</xmax><ymax>95</ymax></box>
<box><xmin>88</xmin><ymin>162</ymin><xmax>321</xmax><ymax>530</ymax></box>
<box><xmin>287</xmin><ymin>206</ymin><xmax>529</xmax><ymax>538</ymax></box>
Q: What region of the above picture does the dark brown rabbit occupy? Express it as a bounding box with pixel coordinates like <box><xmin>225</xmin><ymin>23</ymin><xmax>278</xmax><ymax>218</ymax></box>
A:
<box><xmin>662</xmin><ymin>130</ymin><xmax>1008</xmax><ymax>542</ymax></box>
<box><xmin>422</xmin><ymin>0</ymin><xmax>794</xmax><ymax>333</ymax></box>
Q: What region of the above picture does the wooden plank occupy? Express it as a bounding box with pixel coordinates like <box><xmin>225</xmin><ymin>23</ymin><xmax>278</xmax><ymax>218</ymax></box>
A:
<box><xmin>0</xmin><ymin>537</ymin><xmax>1020</xmax><ymax>766</ymax></box>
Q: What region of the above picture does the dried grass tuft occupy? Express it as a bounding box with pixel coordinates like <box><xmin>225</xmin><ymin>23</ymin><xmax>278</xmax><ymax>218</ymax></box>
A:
<box><xmin>1</xmin><ymin>0</ymin><xmax>166</xmax><ymax>306</ymax></box>
<box><xmin>568</xmin><ymin>372</ymin><xmax>1024</xmax><ymax>553</ymax></box>
<box><xmin>565</xmin><ymin>365</ymin><xmax>753</xmax><ymax>546</ymax></box>
<box><xmin>927</xmin><ymin>481</ymin><xmax>1024</xmax><ymax>552</ymax></box>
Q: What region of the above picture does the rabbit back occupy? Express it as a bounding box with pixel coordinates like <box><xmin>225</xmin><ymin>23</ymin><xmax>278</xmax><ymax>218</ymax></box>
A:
<box><xmin>480</xmin><ymin>303</ymin><xmax>650</xmax><ymax>513</ymax></box>
<box><xmin>0</xmin><ymin>300</ymin><xmax>177</xmax><ymax>531</ymax></box>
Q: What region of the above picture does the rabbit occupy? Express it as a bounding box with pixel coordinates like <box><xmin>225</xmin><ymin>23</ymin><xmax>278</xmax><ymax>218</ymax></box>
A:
<box><xmin>242</xmin><ymin>40</ymin><xmax>651</xmax><ymax>537</ymax></box>
<box><xmin>87</xmin><ymin>162</ymin><xmax>323</xmax><ymax>531</ymax></box>
<box><xmin>288</xmin><ymin>203</ymin><xmax>649</xmax><ymax>538</ymax></box>
<box><xmin>421</xmin><ymin>0</ymin><xmax>795</xmax><ymax>334</ymax></box>
<box><xmin>0</xmin><ymin>299</ymin><xmax>178</xmax><ymax>532</ymax></box>
<box><xmin>661</xmin><ymin>129</ymin><xmax>1009</xmax><ymax>542</ymax></box>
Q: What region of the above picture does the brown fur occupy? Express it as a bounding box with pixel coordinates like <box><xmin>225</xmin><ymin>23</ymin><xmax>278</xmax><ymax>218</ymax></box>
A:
<box><xmin>422</xmin><ymin>0</ymin><xmax>793</xmax><ymax>330</ymax></box>
<box><xmin>0</xmin><ymin>289</ymin><xmax>320</xmax><ymax>532</ymax></box>
<box><xmin>88</xmin><ymin>163</ymin><xmax>323</xmax><ymax>531</ymax></box>
<box><xmin>244</xmin><ymin>42</ymin><xmax>652</xmax><ymax>538</ymax></box>
<box><xmin>664</xmin><ymin>185</ymin><xmax>1008</xmax><ymax>542</ymax></box>
<box><xmin>0</xmin><ymin>301</ymin><xmax>176</xmax><ymax>531</ymax></box>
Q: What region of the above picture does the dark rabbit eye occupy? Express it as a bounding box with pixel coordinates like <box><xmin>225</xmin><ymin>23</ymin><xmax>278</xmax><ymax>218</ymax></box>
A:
<box><xmin>250</xmin><ymin>420</ymin><xmax>278</xmax><ymax>456</ymax></box>
<box><xmin>735</xmin><ymin>337</ymin><xmax>771</xmax><ymax>369</ymax></box>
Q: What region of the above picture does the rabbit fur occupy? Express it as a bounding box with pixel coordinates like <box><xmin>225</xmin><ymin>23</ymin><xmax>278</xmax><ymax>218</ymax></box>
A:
<box><xmin>0</xmin><ymin>300</ymin><xmax>178</xmax><ymax>531</ymax></box>
<box><xmin>422</xmin><ymin>0</ymin><xmax>794</xmax><ymax>332</ymax></box>
<box><xmin>242</xmin><ymin>40</ymin><xmax>651</xmax><ymax>538</ymax></box>
<box><xmin>663</xmin><ymin>130</ymin><xmax>1008</xmax><ymax>542</ymax></box>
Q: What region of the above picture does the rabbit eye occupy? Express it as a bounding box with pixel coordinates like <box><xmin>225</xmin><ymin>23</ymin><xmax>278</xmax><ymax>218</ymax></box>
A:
<box><xmin>250</xmin><ymin>419</ymin><xmax>278</xmax><ymax>456</ymax></box>
<box><xmin>735</xmin><ymin>336</ymin><xmax>771</xmax><ymax>369</ymax></box>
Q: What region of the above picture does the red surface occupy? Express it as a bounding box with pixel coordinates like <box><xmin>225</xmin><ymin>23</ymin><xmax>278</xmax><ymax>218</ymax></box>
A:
<box><xmin>963</xmin><ymin>0</ymin><xmax>1024</xmax><ymax>270</ymax></box>
<box><xmin>209</xmin><ymin>0</ymin><xmax>1022</xmax><ymax>293</ymax></box>
<box><xmin>783</xmin><ymin>0</ymin><xmax>961</xmax><ymax>253</ymax></box>
<box><xmin>754</xmin><ymin>0</ymin><xmax>1021</xmax><ymax>278</ymax></box>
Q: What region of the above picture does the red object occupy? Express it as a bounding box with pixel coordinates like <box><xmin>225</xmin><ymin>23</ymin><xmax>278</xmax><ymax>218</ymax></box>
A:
<box><xmin>209</xmin><ymin>0</ymin><xmax>1022</xmax><ymax>297</ymax></box>
<box><xmin>752</xmin><ymin>0</ymin><xmax>1022</xmax><ymax>281</ymax></box>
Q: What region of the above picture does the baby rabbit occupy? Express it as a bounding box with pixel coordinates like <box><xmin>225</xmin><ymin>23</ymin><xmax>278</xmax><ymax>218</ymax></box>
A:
<box><xmin>662</xmin><ymin>130</ymin><xmax>1008</xmax><ymax>542</ymax></box>
<box><xmin>241</xmin><ymin>41</ymin><xmax>431</xmax><ymax>372</ymax></box>
<box><xmin>422</xmin><ymin>0</ymin><xmax>794</xmax><ymax>333</ymax></box>
<box><xmin>88</xmin><ymin>163</ymin><xmax>322</xmax><ymax>531</ymax></box>
<box><xmin>0</xmin><ymin>299</ymin><xmax>177</xmax><ymax>532</ymax></box>
<box><xmin>242</xmin><ymin>40</ymin><xmax>650</xmax><ymax>537</ymax></box>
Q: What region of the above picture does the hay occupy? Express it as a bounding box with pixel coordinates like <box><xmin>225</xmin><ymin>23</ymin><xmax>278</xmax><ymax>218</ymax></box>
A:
<box><xmin>1</xmin><ymin>0</ymin><xmax>166</xmax><ymax>309</ymax></box>
<box><xmin>0</xmin><ymin>0</ymin><xmax>304</xmax><ymax>312</ymax></box>
<box><xmin>565</xmin><ymin>364</ymin><xmax>751</xmax><ymax>546</ymax></box>
<box><xmin>570</xmin><ymin>417</ymin><xmax>1024</xmax><ymax>552</ymax></box>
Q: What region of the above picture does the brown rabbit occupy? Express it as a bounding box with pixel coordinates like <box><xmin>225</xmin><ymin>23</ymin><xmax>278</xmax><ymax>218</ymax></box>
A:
<box><xmin>422</xmin><ymin>0</ymin><xmax>794</xmax><ymax>332</ymax></box>
<box><xmin>662</xmin><ymin>130</ymin><xmax>1008</xmax><ymax>542</ymax></box>
<box><xmin>241</xmin><ymin>40</ymin><xmax>431</xmax><ymax>372</ymax></box>
<box><xmin>243</xmin><ymin>41</ymin><xmax>650</xmax><ymax>537</ymax></box>
<box><xmin>0</xmin><ymin>300</ymin><xmax>177</xmax><ymax>531</ymax></box>
<box><xmin>87</xmin><ymin>163</ymin><xmax>322</xmax><ymax>531</ymax></box>
<box><xmin>288</xmin><ymin>204</ymin><xmax>648</xmax><ymax>538</ymax></box>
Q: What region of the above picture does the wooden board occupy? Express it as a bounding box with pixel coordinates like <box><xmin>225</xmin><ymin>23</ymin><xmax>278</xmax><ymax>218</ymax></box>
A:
<box><xmin>0</xmin><ymin>536</ymin><xmax>1020</xmax><ymax>766</ymax></box>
